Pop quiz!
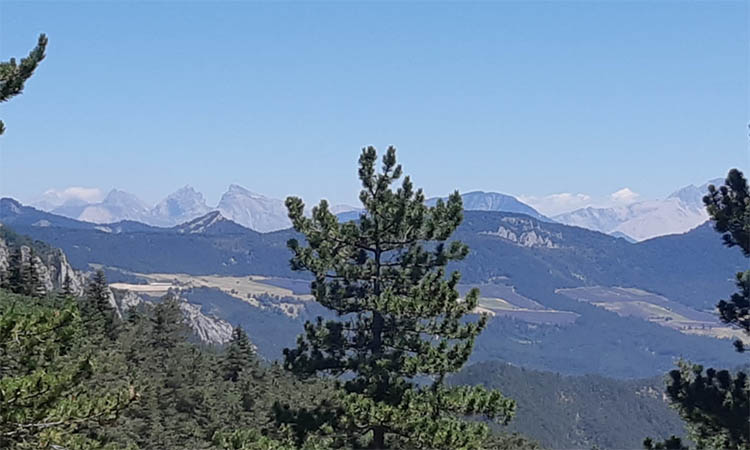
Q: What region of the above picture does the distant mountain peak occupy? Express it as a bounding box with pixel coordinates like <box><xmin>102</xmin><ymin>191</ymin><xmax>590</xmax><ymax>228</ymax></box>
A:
<box><xmin>217</xmin><ymin>185</ymin><xmax>290</xmax><ymax>233</ymax></box>
<box><xmin>150</xmin><ymin>186</ymin><xmax>211</xmax><ymax>227</ymax></box>
<box><xmin>427</xmin><ymin>191</ymin><xmax>550</xmax><ymax>222</ymax></box>
<box><xmin>225</xmin><ymin>184</ymin><xmax>265</xmax><ymax>198</ymax></box>
<box><xmin>555</xmin><ymin>178</ymin><xmax>719</xmax><ymax>241</ymax></box>
<box><xmin>103</xmin><ymin>189</ymin><xmax>148</xmax><ymax>206</ymax></box>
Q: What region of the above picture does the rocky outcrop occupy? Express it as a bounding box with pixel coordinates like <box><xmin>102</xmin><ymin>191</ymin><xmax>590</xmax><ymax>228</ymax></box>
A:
<box><xmin>110</xmin><ymin>288</ymin><xmax>233</xmax><ymax>345</ymax></box>
<box><xmin>1</xmin><ymin>231</ymin><xmax>233</xmax><ymax>346</ymax></box>
<box><xmin>178</xmin><ymin>301</ymin><xmax>233</xmax><ymax>344</ymax></box>
<box><xmin>481</xmin><ymin>217</ymin><xmax>562</xmax><ymax>248</ymax></box>
<box><xmin>0</xmin><ymin>235</ymin><xmax>86</xmax><ymax>296</ymax></box>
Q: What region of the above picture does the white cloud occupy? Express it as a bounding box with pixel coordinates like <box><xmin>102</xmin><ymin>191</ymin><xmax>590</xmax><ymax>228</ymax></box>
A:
<box><xmin>609</xmin><ymin>188</ymin><xmax>640</xmax><ymax>204</ymax></box>
<box><xmin>519</xmin><ymin>192</ymin><xmax>593</xmax><ymax>216</ymax></box>
<box><xmin>35</xmin><ymin>187</ymin><xmax>104</xmax><ymax>209</ymax></box>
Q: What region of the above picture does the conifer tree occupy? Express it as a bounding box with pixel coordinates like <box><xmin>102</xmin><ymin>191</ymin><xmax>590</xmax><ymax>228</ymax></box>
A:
<box><xmin>22</xmin><ymin>248</ymin><xmax>44</xmax><ymax>298</ymax></box>
<box><xmin>5</xmin><ymin>247</ymin><xmax>24</xmax><ymax>295</ymax></box>
<box><xmin>56</xmin><ymin>274</ymin><xmax>76</xmax><ymax>303</ymax></box>
<box><xmin>645</xmin><ymin>169</ymin><xmax>750</xmax><ymax>450</ymax></box>
<box><xmin>0</xmin><ymin>290</ymin><xmax>133</xmax><ymax>449</ymax></box>
<box><xmin>279</xmin><ymin>146</ymin><xmax>515</xmax><ymax>449</ymax></box>
<box><xmin>704</xmin><ymin>168</ymin><xmax>750</xmax><ymax>348</ymax></box>
<box><xmin>0</xmin><ymin>34</ymin><xmax>47</xmax><ymax>135</ymax></box>
<box><xmin>223</xmin><ymin>326</ymin><xmax>258</xmax><ymax>382</ymax></box>
<box><xmin>82</xmin><ymin>270</ymin><xmax>117</xmax><ymax>339</ymax></box>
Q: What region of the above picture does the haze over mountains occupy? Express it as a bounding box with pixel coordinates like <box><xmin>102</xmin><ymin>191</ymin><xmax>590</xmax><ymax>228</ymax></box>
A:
<box><xmin>26</xmin><ymin>178</ymin><xmax>721</xmax><ymax>239</ymax></box>
<box><xmin>553</xmin><ymin>179</ymin><xmax>721</xmax><ymax>241</ymax></box>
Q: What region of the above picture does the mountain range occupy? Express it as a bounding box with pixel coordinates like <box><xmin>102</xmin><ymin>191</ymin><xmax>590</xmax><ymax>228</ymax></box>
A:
<box><xmin>1</xmin><ymin>217</ymin><xmax>702</xmax><ymax>448</ymax></box>
<box><xmin>1</xmin><ymin>196</ymin><xmax>745</xmax><ymax>379</ymax></box>
<box><xmin>32</xmin><ymin>185</ymin><xmax>551</xmax><ymax>233</ymax></box>
<box><xmin>553</xmin><ymin>179</ymin><xmax>722</xmax><ymax>241</ymax></box>
<box><xmin>29</xmin><ymin>178</ymin><xmax>722</xmax><ymax>239</ymax></box>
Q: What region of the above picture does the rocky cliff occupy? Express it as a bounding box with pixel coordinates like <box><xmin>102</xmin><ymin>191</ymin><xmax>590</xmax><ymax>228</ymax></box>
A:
<box><xmin>0</xmin><ymin>226</ymin><xmax>232</xmax><ymax>345</ymax></box>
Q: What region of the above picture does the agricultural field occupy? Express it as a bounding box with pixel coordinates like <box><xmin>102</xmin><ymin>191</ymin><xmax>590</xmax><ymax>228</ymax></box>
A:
<box><xmin>556</xmin><ymin>286</ymin><xmax>747</xmax><ymax>343</ymax></box>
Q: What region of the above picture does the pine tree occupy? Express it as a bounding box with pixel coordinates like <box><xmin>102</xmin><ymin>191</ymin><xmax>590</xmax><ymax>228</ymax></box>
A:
<box><xmin>23</xmin><ymin>248</ymin><xmax>45</xmax><ymax>298</ymax></box>
<box><xmin>704</xmin><ymin>168</ymin><xmax>750</xmax><ymax>348</ymax></box>
<box><xmin>645</xmin><ymin>169</ymin><xmax>750</xmax><ymax>450</ymax></box>
<box><xmin>279</xmin><ymin>146</ymin><xmax>515</xmax><ymax>449</ymax></box>
<box><xmin>62</xmin><ymin>273</ymin><xmax>75</xmax><ymax>296</ymax></box>
<box><xmin>5</xmin><ymin>246</ymin><xmax>24</xmax><ymax>294</ymax></box>
<box><xmin>56</xmin><ymin>274</ymin><xmax>76</xmax><ymax>303</ymax></box>
<box><xmin>82</xmin><ymin>269</ymin><xmax>117</xmax><ymax>339</ymax></box>
<box><xmin>0</xmin><ymin>290</ymin><xmax>134</xmax><ymax>449</ymax></box>
<box><xmin>223</xmin><ymin>326</ymin><xmax>258</xmax><ymax>382</ymax></box>
<box><xmin>0</xmin><ymin>34</ymin><xmax>47</xmax><ymax>135</ymax></box>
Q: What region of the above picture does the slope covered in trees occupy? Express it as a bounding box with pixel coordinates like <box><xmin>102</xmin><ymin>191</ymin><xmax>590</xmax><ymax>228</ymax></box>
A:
<box><xmin>452</xmin><ymin>361</ymin><xmax>686</xmax><ymax>449</ymax></box>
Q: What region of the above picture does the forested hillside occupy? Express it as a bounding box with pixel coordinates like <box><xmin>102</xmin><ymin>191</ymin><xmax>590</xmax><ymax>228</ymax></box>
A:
<box><xmin>452</xmin><ymin>361</ymin><xmax>686</xmax><ymax>449</ymax></box>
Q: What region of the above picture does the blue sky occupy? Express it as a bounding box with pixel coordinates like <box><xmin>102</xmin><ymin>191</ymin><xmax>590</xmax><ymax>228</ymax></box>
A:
<box><xmin>1</xmin><ymin>1</ymin><xmax>747</xmax><ymax>214</ymax></box>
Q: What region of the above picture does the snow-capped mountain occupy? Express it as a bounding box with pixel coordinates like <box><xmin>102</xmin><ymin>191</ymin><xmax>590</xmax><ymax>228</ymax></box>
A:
<box><xmin>553</xmin><ymin>179</ymin><xmax>720</xmax><ymax>241</ymax></box>
<box><xmin>216</xmin><ymin>184</ymin><xmax>291</xmax><ymax>233</ymax></box>
<box><xmin>70</xmin><ymin>189</ymin><xmax>151</xmax><ymax>224</ymax></box>
<box><xmin>149</xmin><ymin>186</ymin><xmax>211</xmax><ymax>227</ymax></box>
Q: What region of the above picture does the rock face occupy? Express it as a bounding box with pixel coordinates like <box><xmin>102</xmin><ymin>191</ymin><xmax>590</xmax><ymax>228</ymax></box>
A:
<box><xmin>178</xmin><ymin>300</ymin><xmax>233</xmax><ymax>344</ymax></box>
<box><xmin>217</xmin><ymin>184</ymin><xmax>291</xmax><ymax>233</ymax></box>
<box><xmin>480</xmin><ymin>216</ymin><xmax>562</xmax><ymax>248</ymax></box>
<box><xmin>0</xmin><ymin>229</ymin><xmax>233</xmax><ymax>345</ymax></box>
<box><xmin>110</xmin><ymin>288</ymin><xmax>233</xmax><ymax>344</ymax></box>
<box><xmin>0</xmin><ymin>234</ymin><xmax>86</xmax><ymax>296</ymax></box>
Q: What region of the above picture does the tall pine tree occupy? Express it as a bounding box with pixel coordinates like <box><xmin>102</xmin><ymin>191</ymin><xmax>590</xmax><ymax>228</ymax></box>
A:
<box><xmin>23</xmin><ymin>248</ymin><xmax>45</xmax><ymax>298</ymax></box>
<box><xmin>4</xmin><ymin>247</ymin><xmax>24</xmax><ymax>295</ymax></box>
<box><xmin>82</xmin><ymin>270</ymin><xmax>117</xmax><ymax>339</ymax></box>
<box><xmin>279</xmin><ymin>146</ymin><xmax>515</xmax><ymax>449</ymax></box>
<box><xmin>223</xmin><ymin>326</ymin><xmax>258</xmax><ymax>382</ymax></box>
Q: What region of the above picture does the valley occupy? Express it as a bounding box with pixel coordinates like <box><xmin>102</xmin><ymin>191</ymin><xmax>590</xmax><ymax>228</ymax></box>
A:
<box><xmin>3</xmin><ymin>198</ymin><xmax>744</xmax><ymax>378</ymax></box>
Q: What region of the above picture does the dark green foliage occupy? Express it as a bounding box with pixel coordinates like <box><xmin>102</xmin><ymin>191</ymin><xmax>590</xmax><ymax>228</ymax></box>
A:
<box><xmin>0</xmin><ymin>290</ymin><xmax>133</xmax><ymax>449</ymax></box>
<box><xmin>60</xmin><ymin>274</ymin><xmax>75</xmax><ymax>298</ymax></box>
<box><xmin>0</xmin><ymin>34</ymin><xmax>47</xmax><ymax>135</ymax></box>
<box><xmin>81</xmin><ymin>270</ymin><xmax>117</xmax><ymax>339</ymax></box>
<box><xmin>1</xmin><ymin>245</ymin><xmax>44</xmax><ymax>298</ymax></box>
<box><xmin>281</xmin><ymin>147</ymin><xmax>515</xmax><ymax>449</ymax></box>
<box><xmin>662</xmin><ymin>362</ymin><xmax>748</xmax><ymax>449</ymax></box>
<box><xmin>22</xmin><ymin>248</ymin><xmax>44</xmax><ymax>298</ymax></box>
<box><xmin>704</xmin><ymin>169</ymin><xmax>750</xmax><ymax>350</ymax></box>
<box><xmin>703</xmin><ymin>168</ymin><xmax>750</xmax><ymax>257</ymax></box>
<box><xmin>5</xmin><ymin>247</ymin><xmax>24</xmax><ymax>294</ymax></box>
<box><xmin>223</xmin><ymin>326</ymin><xmax>257</xmax><ymax>381</ymax></box>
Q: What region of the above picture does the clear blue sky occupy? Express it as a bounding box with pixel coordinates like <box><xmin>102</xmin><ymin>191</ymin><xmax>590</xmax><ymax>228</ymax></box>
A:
<box><xmin>1</xmin><ymin>1</ymin><xmax>747</xmax><ymax>210</ymax></box>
